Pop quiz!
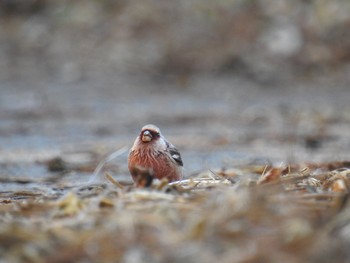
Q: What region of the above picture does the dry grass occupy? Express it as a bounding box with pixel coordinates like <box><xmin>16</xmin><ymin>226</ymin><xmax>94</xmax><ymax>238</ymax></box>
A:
<box><xmin>0</xmin><ymin>162</ymin><xmax>350</xmax><ymax>263</ymax></box>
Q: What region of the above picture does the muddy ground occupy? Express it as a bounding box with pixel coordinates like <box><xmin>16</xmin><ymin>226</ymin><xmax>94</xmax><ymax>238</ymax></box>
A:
<box><xmin>1</xmin><ymin>73</ymin><xmax>350</xmax><ymax>183</ymax></box>
<box><xmin>1</xmin><ymin>73</ymin><xmax>350</xmax><ymax>263</ymax></box>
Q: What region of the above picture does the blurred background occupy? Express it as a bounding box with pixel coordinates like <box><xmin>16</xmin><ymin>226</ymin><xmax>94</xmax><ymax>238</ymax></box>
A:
<box><xmin>1</xmin><ymin>0</ymin><xmax>350</xmax><ymax>181</ymax></box>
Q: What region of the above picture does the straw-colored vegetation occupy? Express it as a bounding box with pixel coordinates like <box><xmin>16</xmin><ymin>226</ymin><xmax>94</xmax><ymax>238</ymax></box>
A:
<box><xmin>1</xmin><ymin>161</ymin><xmax>350</xmax><ymax>262</ymax></box>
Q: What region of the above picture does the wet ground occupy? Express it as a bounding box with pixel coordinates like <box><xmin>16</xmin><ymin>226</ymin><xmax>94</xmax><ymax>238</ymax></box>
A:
<box><xmin>1</xmin><ymin>73</ymin><xmax>350</xmax><ymax>186</ymax></box>
<box><xmin>1</xmin><ymin>72</ymin><xmax>350</xmax><ymax>263</ymax></box>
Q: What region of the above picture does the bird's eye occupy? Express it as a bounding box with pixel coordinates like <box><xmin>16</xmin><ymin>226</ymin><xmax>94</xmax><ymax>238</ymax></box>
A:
<box><xmin>141</xmin><ymin>130</ymin><xmax>160</xmax><ymax>139</ymax></box>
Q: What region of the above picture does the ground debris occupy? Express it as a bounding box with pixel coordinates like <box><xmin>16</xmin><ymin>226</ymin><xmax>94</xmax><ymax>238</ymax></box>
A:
<box><xmin>0</xmin><ymin>162</ymin><xmax>350</xmax><ymax>262</ymax></box>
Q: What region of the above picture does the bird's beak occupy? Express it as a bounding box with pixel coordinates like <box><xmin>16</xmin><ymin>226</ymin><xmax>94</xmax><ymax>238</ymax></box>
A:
<box><xmin>141</xmin><ymin>131</ymin><xmax>153</xmax><ymax>142</ymax></box>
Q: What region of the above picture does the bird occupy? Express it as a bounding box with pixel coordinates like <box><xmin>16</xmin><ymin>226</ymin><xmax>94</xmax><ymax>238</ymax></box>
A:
<box><xmin>128</xmin><ymin>124</ymin><xmax>183</xmax><ymax>186</ymax></box>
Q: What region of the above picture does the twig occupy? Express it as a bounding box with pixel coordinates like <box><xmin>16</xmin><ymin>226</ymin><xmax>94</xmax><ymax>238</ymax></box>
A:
<box><xmin>105</xmin><ymin>172</ymin><xmax>125</xmax><ymax>190</ymax></box>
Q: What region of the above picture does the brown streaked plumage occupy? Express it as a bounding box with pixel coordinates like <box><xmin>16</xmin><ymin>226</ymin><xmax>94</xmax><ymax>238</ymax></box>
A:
<box><xmin>128</xmin><ymin>124</ymin><xmax>183</xmax><ymax>186</ymax></box>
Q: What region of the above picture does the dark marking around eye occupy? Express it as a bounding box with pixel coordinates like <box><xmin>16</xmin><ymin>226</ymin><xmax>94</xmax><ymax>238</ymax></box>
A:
<box><xmin>143</xmin><ymin>130</ymin><xmax>160</xmax><ymax>138</ymax></box>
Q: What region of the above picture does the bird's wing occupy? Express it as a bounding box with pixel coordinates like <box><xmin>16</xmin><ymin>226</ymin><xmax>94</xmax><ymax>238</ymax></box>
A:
<box><xmin>166</xmin><ymin>142</ymin><xmax>183</xmax><ymax>166</ymax></box>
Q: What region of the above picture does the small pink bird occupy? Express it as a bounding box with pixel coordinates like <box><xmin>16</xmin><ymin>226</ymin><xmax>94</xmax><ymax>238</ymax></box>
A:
<box><xmin>128</xmin><ymin>124</ymin><xmax>183</xmax><ymax>186</ymax></box>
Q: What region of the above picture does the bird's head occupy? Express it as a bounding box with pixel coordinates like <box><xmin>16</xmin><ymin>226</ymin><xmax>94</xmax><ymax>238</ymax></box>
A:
<box><xmin>140</xmin><ymin>124</ymin><xmax>161</xmax><ymax>143</ymax></box>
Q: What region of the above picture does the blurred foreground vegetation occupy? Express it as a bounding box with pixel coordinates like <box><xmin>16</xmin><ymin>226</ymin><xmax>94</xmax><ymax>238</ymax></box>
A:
<box><xmin>1</xmin><ymin>162</ymin><xmax>350</xmax><ymax>262</ymax></box>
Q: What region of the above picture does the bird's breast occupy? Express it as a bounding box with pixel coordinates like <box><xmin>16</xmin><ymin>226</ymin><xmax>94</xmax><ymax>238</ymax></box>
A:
<box><xmin>128</xmin><ymin>149</ymin><xmax>181</xmax><ymax>181</ymax></box>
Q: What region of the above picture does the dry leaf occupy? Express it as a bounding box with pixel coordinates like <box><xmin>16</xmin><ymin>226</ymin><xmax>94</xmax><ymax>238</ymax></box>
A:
<box><xmin>331</xmin><ymin>179</ymin><xmax>348</xmax><ymax>193</ymax></box>
<box><xmin>257</xmin><ymin>167</ymin><xmax>282</xmax><ymax>184</ymax></box>
<box><xmin>56</xmin><ymin>192</ymin><xmax>84</xmax><ymax>216</ymax></box>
